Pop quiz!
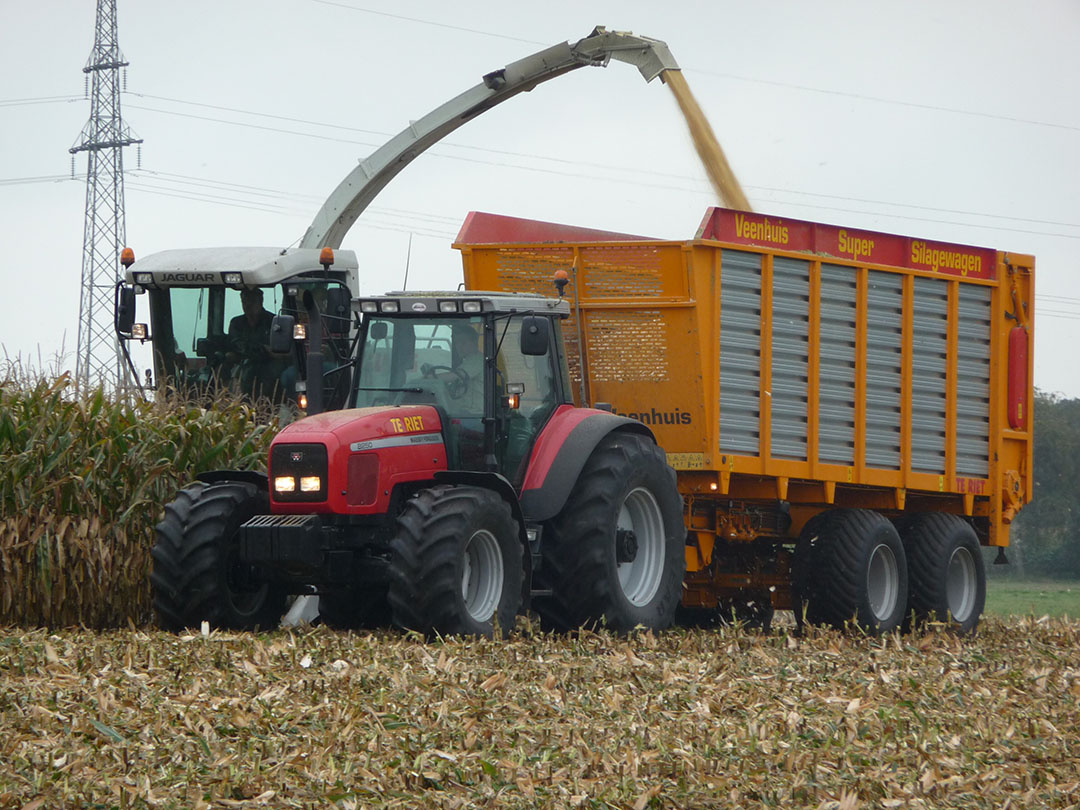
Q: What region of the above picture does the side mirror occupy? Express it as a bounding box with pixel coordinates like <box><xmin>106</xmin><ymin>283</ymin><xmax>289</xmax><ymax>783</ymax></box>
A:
<box><xmin>195</xmin><ymin>338</ymin><xmax>211</xmax><ymax>358</ymax></box>
<box><xmin>369</xmin><ymin>321</ymin><xmax>388</xmax><ymax>341</ymax></box>
<box><xmin>325</xmin><ymin>287</ymin><xmax>352</xmax><ymax>336</ymax></box>
<box><xmin>520</xmin><ymin>316</ymin><xmax>550</xmax><ymax>356</ymax></box>
<box><xmin>115</xmin><ymin>285</ymin><xmax>136</xmax><ymax>336</ymax></box>
<box><xmin>269</xmin><ymin>314</ymin><xmax>296</xmax><ymax>354</ymax></box>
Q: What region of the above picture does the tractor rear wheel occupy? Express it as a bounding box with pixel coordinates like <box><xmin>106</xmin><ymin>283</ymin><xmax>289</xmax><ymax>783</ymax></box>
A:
<box><xmin>901</xmin><ymin>513</ymin><xmax>985</xmax><ymax>634</ymax></box>
<box><xmin>792</xmin><ymin>509</ymin><xmax>907</xmax><ymax>634</ymax></box>
<box><xmin>387</xmin><ymin>486</ymin><xmax>522</xmax><ymax>638</ymax></box>
<box><xmin>536</xmin><ymin>432</ymin><xmax>685</xmax><ymax>633</ymax></box>
<box><xmin>151</xmin><ymin>481</ymin><xmax>286</xmax><ymax>631</ymax></box>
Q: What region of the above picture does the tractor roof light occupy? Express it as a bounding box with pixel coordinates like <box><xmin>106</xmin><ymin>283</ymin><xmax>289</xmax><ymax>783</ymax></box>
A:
<box><xmin>439</xmin><ymin>300</ymin><xmax>459</xmax><ymax>313</ymax></box>
<box><xmin>461</xmin><ymin>300</ymin><xmax>482</xmax><ymax>313</ymax></box>
<box><xmin>120</xmin><ymin>247</ymin><xmax>136</xmax><ymax>267</ymax></box>
<box><xmin>134</xmin><ymin>272</ymin><xmax>153</xmax><ymax>286</ymax></box>
<box><xmin>223</xmin><ymin>272</ymin><xmax>243</xmax><ymax>285</ymax></box>
<box><xmin>360</xmin><ymin>300</ymin><xmax>378</xmax><ymax>313</ymax></box>
<box><xmin>380</xmin><ymin>301</ymin><xmax>399</xmax><ymax>313</ymax></box>
<box><xmin>319</xmin><ymin>247</ymin><xmax>335</xmax><ymax>268</ymax></box>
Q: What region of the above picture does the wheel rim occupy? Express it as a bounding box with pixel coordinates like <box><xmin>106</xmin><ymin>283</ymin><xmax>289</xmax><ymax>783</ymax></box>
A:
<box><xmin>946</xmin><ymin>545</ymin><xmax>977</xmax><ymax>622</ymax></box>
<box><xmin>616</xmin><ymin>487</ymin><xmax>665</xmax><ymax>607</ymax></box>
<box><xmin>867</xmin><ymin>543</ymin><xmax>900</xmax><ymax>622</ymax></box>
<box><xmin>461</xmin><ymin>529</ymin><xmax>504</xmax><ymax>623</ymax></box>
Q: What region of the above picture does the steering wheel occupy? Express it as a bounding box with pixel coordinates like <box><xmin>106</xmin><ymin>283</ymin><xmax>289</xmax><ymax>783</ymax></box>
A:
<box><xmin>422</xmin><ymin>364</ymin><xmax>470</xmax><ymax>400</ymax></box>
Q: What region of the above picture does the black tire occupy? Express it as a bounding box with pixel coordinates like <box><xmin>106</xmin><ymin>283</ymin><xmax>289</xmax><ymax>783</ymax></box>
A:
<box><xmin>317</xmin><ymin>586</ymin><xmax>391</xmax><ymax>630</ymax></box>
<box><xmin>151</xmin><ymin>481</ymin><xmax>286</xmax><ymax>631</ymax></box>
<box><xmin>534</xmin><ymin>432</ymin><xmax>685</xmax><ymax>633</ymax></box>
<box><xmin>901</xmin><ymin>513</ymin><xmax>986</xmax><ymax>634</ymax></box>
<box><xmin>792</xmin><ymin>509</ymin><xmax>908</xmax><ymax>634</ymax></box>
<box><xmin>387</xmin><ymin>486</ymin><xmax>523</xmax><ymax>638</ymax></box>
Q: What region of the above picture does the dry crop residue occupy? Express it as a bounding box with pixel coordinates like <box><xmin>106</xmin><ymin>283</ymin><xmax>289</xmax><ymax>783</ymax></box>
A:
<box><xmin>1</xmin><ymin>617</ymin><xmax>1079</xmax><ymax>808</ymax></box>
<box><xmin>663</xmin><ymin>68</ymin><xmax>752</xmax><ymax>212</ymax></box>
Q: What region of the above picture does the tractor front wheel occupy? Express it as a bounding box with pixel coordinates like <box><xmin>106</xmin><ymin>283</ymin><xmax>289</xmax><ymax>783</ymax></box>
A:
<box><xmin>387</xmin><ymin>486</ymin><xmax>523</xmax><ymax>638</ymax></box>
<box><xmin>151</xmin><ymin>481</ymin><xmax>285</xmax><ymax>631</ymax></box>
<box><xmin>536</xmin><ymin>432</ymin><xmax>685</xmax><ymax>633</ymax></box>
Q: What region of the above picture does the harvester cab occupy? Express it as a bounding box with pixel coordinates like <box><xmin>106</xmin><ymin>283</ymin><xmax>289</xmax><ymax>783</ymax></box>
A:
<box><xmin>116</xmin><ymin>246</ymin><xmax>359</xmax><ymax>409</ymax></box>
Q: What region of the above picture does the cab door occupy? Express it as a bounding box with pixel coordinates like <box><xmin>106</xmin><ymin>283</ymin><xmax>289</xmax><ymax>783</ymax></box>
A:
<box><xmin>494</xmin><ymin>316</ymin><xmax>561</xmax><ymax>486</ymax></box>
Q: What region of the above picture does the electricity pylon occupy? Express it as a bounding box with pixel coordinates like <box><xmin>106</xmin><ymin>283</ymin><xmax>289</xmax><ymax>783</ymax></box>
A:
<box><xmin>70</xmin><ymin>0</ymin><xmax>141</xmax><ymax>389</ymax></box>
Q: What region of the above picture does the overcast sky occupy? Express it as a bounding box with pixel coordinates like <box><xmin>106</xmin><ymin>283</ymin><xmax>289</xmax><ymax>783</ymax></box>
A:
<box><xmin>2</xmin><ymin>0</ymin><xmax>1078</xmax><ymax>395</ymax></box>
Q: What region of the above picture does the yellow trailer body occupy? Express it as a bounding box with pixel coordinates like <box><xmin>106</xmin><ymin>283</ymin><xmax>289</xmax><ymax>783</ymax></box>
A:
<box><xmin>456</xmin><ymin>208</ymin><xmax>1033</xmax><ymax>610</ymax></box>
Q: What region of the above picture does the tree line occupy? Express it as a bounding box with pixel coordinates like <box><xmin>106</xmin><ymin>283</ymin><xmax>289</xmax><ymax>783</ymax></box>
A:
<box><xmin>1003</xmin><ymin>390</ymin><xmax>1080</xmax><ymax>579</ymax></box>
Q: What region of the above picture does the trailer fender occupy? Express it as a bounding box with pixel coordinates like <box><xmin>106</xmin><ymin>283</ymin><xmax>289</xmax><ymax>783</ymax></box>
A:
<box><xmin>196</xmin><ymin>469</ymin><xmax>269</xmax><ymax>490</ymax></box>
<box><xmin>519</xmin><ymin>408</ymin><xmax>655</xmax><ymax>522</ymax></box>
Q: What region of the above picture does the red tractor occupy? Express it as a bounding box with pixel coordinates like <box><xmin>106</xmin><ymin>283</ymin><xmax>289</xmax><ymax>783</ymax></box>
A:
<box><xmin>150</xmin><ymin>291</ymin><xmax>686</xmax><ymax>636</ymax></box>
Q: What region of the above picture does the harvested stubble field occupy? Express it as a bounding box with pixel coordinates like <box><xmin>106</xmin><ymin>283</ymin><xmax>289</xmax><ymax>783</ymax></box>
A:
<box><xmin>1</xmin><ymin>618</ymin><xmax>1078</xmax><ymax>809</ymax></box>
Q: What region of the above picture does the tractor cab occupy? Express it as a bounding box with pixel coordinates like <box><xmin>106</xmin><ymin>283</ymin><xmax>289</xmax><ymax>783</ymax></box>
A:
<box><xmin>350</xmin><ymin>291</ymin><xmax>572</xmax><ymax>485</ymax></box>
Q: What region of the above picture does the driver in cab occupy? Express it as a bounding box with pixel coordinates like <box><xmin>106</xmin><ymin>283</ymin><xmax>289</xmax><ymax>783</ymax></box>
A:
<box><xmin>421</xmin><ymin>322</ymin><xmax>484</xmax><ymax>413</ymax></box>
<box><xmin>226</xmin><ymin>288</ymin><xmax>277</xmax><ymax>396</ymax></box>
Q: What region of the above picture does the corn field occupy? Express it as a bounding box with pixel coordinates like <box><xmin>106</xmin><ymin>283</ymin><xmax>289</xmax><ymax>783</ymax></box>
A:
<box><xmin>0</xmin><ymin>371</ymin><xmax>276</xmax><ymax>628</ymax></box>
<box><xmin>1</xmin><ymin>619</ymin><xmax>1079</xmax><ymax>808</ymax></box>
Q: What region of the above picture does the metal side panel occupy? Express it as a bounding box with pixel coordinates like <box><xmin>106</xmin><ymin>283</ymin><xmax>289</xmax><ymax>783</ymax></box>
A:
<box><xmin>771</xmin><ymin>257</ymin><xmax>810</xmax><ymax>460</ymax></box>
<box><xmin>956</xmin><ymin>284</ymin><xmax>992</xmax><ymax>477</ymax></box>
<box><xmin>818</xmin><ymin>264</ymin><xmax>857</xmax><ymax>466</ymax></box>
<box><xmin>865</xmin><ymin>271</ymin><xmax>904</xmax><ymax>470</ymax></box>
<box><xmin>911</xmin><ymin>276</ymin><xmax>949</xmax><ymax>473</ymax></box>
<box><xmin>720</xmin><ymin>250</ymin><xmax>762</xmax><ymax>456</ymax></box>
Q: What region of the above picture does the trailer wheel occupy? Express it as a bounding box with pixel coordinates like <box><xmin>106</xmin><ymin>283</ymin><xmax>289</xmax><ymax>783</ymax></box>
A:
<box><xmin>901</xmin><ymin>513</ymin><xmax>986</xmax><ymax>634</ymax></box>
<box><xmin>151</xmin><ymin>481</ymin><xmax>285</xmax><ymax>631</ymax></box>
<box><xmin>792</xmin><ymin>509</ymin><xmax>907</xmax><ymax>634</ymax></box>
<box><xmin>387</xmin><ymin>486</ymin><xmax>522</xmax><ymax>638</ymax></box>
<box><xmin>536</xmin><ymin>432</ymin><xmax>685</xmax><ymax>633</ymax></box>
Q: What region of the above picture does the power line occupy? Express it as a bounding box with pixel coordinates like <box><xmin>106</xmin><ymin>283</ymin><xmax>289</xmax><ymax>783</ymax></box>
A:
<box><xmin>0</xmin><ymin>95</ymin><xmax>84</xmax><ymax>107</ymax></box>
<box><xmin>121</xmin><ymin>97</ymin><xmax>1080</xmax><ymax>235</ymax></box>
<box><xmin>308</xmin><ymin>0</ymin><xmax>1080</xmax><ymax>134</ymax></box>
<box><xmin>0</xmin><ymin>173</ymin><xmax>83</xmax><ymax>186</ymax></box>
<box><xmin>307</xmin><ymin>0</ymin><xmax>547</xmax><ymax>46</ymax></box>
<box><xmin>687</xmin><ymin>68</ymin><xmax>1080</xmax><ymax>134</ymax></box>
<box><xmin>127</xmin><ymin>169</ymin><xmax>463</xmax><ymax>225</ymax></box>
<box><xmin>125</xmin><ymin>183</ymin><xmax>457</xmax><ymax>240</ymax></box>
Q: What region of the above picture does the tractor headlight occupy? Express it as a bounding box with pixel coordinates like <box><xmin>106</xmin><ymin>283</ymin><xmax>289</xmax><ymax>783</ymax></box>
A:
<box><xmin>380</xmin><ymin>301</ymin><xmax>399</xmax><ymax>313</ymax></box>
<box><xmin>270</xmin><ymin>443</ymin><xmax>328</xmax><ymax>502</ymax></box>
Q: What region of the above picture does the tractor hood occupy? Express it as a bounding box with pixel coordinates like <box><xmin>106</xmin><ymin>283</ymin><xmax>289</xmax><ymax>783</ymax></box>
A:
<box><xmin>269</xmin><ymin>406</ymin><xmax>447</xmax><ymax>515</ymax></box>
<box><xmin>275</xmin><ymin>406</ymin><xmax>443</xmax><ymax>448</ymax></box>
